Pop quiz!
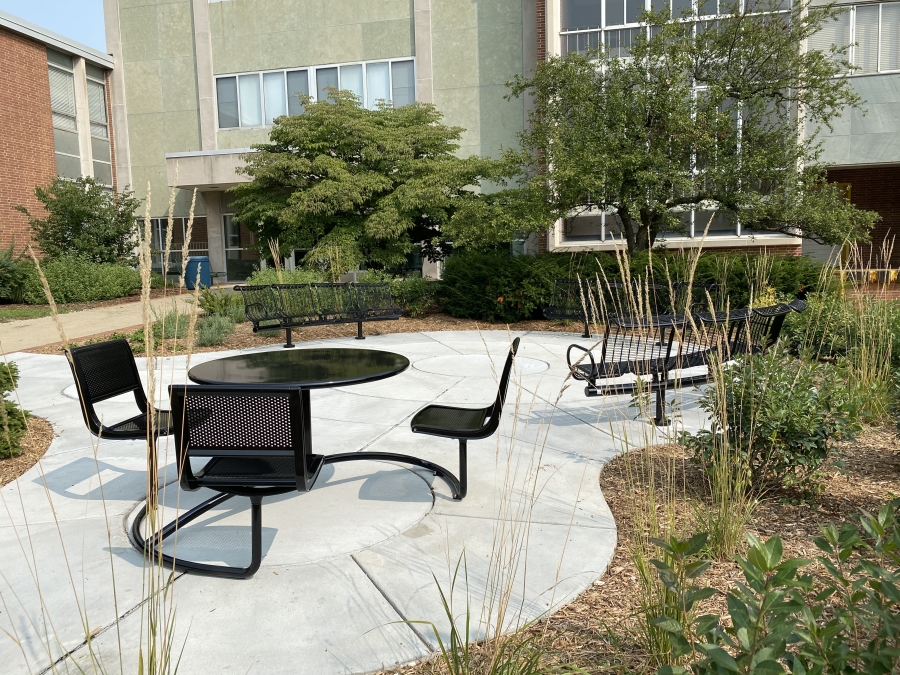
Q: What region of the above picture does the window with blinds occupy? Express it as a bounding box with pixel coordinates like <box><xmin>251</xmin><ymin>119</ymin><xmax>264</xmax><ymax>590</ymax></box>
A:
<box><xmin>47</xmin><ymin>49</ymin><xmax>81</xmax><ymax>180</ymax></box>
<box><xmin>86</xmin><ymin>64</ymin><xmax>112</xmax><ymax>187</ymax></box>
<box><xmin>809</xmin><ymin>3</ymin><xmax>900</xmax><ymax>75</ymax></box>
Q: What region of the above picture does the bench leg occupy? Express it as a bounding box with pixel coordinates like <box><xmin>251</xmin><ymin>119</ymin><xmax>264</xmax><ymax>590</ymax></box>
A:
<box><xmin>130</xmin><ymin>492</ymin><xmax>265</xmax><ymax>579</ymax></box>
<box><xmin>284</xmin><ymin>328</ymin><xmax>294</xmax><ymax>348</ymax></box>
<box><xmin>653</xmin><ymin>376</ymin><xmax>670</xmax><ymax>426</ymax></box>
<box><xmin>356</xmin><ymin>321</ymin><xmax>365</xmax><ymax>340</ymax></box>
<box><xmin>458</xmin><ymin>439</ymin><xmax>467</xmax><ymax>500</ymax></box>
<box><xmin>582</xmin><ymin>319</ymin><xmax>591</xmax><ymax>338</ymax></box>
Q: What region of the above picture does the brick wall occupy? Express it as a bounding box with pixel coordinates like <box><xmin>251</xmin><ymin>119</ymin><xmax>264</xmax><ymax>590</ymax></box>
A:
<box><xmin>0</xmin><ymin>28</ymin><xmax>55</xmax><ymax>250</ymax></box>
<box><xmin>827</xmin><ymin>165</ymin><xmax>900</xmax><ymax>268</ymax></box>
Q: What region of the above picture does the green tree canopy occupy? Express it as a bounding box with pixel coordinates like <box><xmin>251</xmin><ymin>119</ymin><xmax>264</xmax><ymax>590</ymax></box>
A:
<box><xmin>229</xmin><ymin>92</ymin><xmax>517</xmax><ymax>274</ymax></box>
<box><xmin>17</xmin><ymin>176</ymin><xmax>140</xmax><ymax>264</ymax></box>
<box><xmin>498</xmin><ymin>0</ymin><xmax>878</xmax><ymax>257</ymax></box>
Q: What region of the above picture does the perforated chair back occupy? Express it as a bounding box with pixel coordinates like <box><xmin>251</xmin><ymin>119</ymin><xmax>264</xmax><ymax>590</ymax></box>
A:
<box><xmin>485</xmin><ymin>337</ymin><xmax>520</xmax><ymax>433</ymax></box>
<box><xmin>731</xmin><ymin>304</ymin><xmax>792</xmax><ymax>356</ymax></box>
<box><xmin>169</xmin><ymin>385</ymin><xmax>320</xmax><ymax>493</ymax></box>
<box><xmin>69</xmin><ymin>339</ymin><xmax>147</xmax><ymax>436</ymax></box>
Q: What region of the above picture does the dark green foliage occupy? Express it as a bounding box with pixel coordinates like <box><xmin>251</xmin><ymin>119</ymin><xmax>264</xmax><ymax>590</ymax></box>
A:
<box><xmin>245</xmin><ymin>268</ymin><xmax>321</xmax><ymax>286</ymax></box>
<box><xmin>357</xmin><ymin>271</ymin><xmax>441</xmax><ymax>318</ymax></box>
<box><xmin>654</xmin><ymin>501</ymin><xmax>900</xmax><ymax>674</ymax></box>
<box><xmin>0</xmin><ymin>362</ymin><xmax>29</xmax><ymax>459</ymax></box>
<box><xmin>17</xmin><ymin>177</ymin><xmax>140</xmax><ymax>264</ymax></box>
<box><xmin>439</xmin><ymin>250</ymin><xmax>822</xmax><ymax>323</ymax></box>
<box><xmin>197</xmin><ymin>288</ymin><xmax>247</xmax><ymax>323</ymax></box>
<box><xmin>196</xmin><ymin>314</ymin><xmax>236</xmax><ymax>347</ymax></box>
<box><xmin>681</xmin><ymin>347</ymin><xmax>861</xmax><ymax>492</ymax></box>
<box><xmin>0</xmin><ymin>244</ymin><xmax>29</xmax><ymax>303</ymax></box>
<box><xmin>22</xmin><ymin>256</ymin><xmax>141</xmax><ymax>304</ymax></box>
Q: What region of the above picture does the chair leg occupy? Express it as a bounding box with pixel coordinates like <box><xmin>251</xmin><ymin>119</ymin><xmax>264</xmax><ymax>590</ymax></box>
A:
<box><xmin>131</xmin><ymin>492</ymin><xmax>266</xmax><ymax>579</ymax></box>
<box><xmin>653</xmin><ymin>376</ymin><xmax>670</xmax><ymax>427</ymax></box>
<box><xmin>284</xmin><ymin>327</ymin><xmax>294</xmax><ymax>348</ymax></box>
<box><xmin>324</xmin><ymin>452</ymin><xmax>463</xmax><ymax>500</ymax></box>
<box><xmin>582</xmin><ymin>319</ymin><xmax>590</xmax><ymax>338</ymax></box>
<box><xmin>457</xmin><ymin>439</ymin><xmax>467</xmax><ymax>500</ymax></box>
<box><xmin>356</xmin><ymin>321</ymin><xmax>365</xmax><ymax>339</ymax></box>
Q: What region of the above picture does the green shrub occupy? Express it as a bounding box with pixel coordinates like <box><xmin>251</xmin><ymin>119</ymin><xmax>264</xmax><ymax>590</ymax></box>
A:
<box><xmin>196</xmin><ymin>314</ymin><xmax>236</xmax><ymax>347</ymax></box>
<box><xmin>358</xmin><ymin>271</ymin><xmax>441</xmax><ymax>317</ymax></box>
<box><xmin>198</xmin><ymin>287</ymin><xmax>247</xmax><ymax>323</ymax></box>
<box><xmin>654</xmin><ymin>501</ymin><xmax>900</xmax><ymax>675</ymax></box>
<box><xmin>0</xmin><ymin>244</ymin><xmax>29</xmax><ymax>303</ymax></box>
<box><xmin>680</xmin><ymin>347</ymin><xmax>861</xmax><ymax>493</ymax></box>
<box><xmin>245</xmin><ymin>267</ymin><xmax>321</xmax><ymax>286</ymax></box>
<box><xmin>22</xmin><ymin>256</ymin><xmax>141</xmax><ymax>305</ymax></box>
<box><xmin>152</xmin><ymin>308</ymin><xmax>190</xmax><ymax>340</ymax></box>
<box><xmin>0</xmin><ymin>362</ymin><xmax>29</xmax><ymax>459</ymax></box>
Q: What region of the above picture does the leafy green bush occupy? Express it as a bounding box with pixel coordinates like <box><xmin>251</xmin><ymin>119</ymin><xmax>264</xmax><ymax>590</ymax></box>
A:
<box><xmin>0</xmin><ymin>362</ymin><xmax>29</xmax><ymax>459</ymax></box>
<box><xmin>196</xmin><ymin>314</ymin><xmax>236</xmax><ymax>347</ymax></box>
<box><xmin>198</xmin><ymin>288</ymin><xmax>247</xmax><ymax>323</ymax></box>
<box><xmin>680</xmin><ymin>348</ymin><xmax>861</xmax><ymax>493</ymax></box>
<box><xmin>152</xmin><ymin>308</ymin><xmax>190</xmax><ymax>340</ymax></box>
<box><xmin>654</xmin><ymin>501</ymin><xmax>900</xmax><ymax>675</ymax></box>
<box><xmin>358</xmin><ymin>271</ymin><xmax>441</xmax><ymax>317</ymax></box>
<box><xmin>22</xmin><ymin>256</ymin><xmax>141</xmax><ymax>304</ymax></box>
<box><xmin>0</xmin><ymin>244</ymin><xmax>29</xmax><ymax>303</ymax></box>
<box><xmin>245</xmin><ymin>268</ymin><xmax>321</xmax><ymax>286</ymax></box>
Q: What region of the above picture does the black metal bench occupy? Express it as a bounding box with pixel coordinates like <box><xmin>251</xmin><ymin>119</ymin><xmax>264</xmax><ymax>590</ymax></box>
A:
<box><xmin>566</xmin><ymin>300</ymin><xmax>806</xmax><ymax>424</ymax></box>
<box><xmin>235</xmin><ymin>282</ymin><xmax>403</xmax><ymax>347</ymax></box>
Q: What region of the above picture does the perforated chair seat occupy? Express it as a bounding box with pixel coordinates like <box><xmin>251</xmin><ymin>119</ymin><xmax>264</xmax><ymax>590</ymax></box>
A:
<box><xmin>108</xmin><ymin>410</ymin><xmax>172</xmax><ymax>436</ymax></box>
<box><xmin>411</xmin><ymin>405</ymin><xmax>489</xmax><ymax>436</ymax></box>
<box><xmin>198</xmin><ymin>456</ymin><xmax>296</xmax><ymax>484</ymax></box>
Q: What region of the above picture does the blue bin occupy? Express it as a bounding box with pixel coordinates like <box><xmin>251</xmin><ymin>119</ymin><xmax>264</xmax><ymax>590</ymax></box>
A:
<box><xmin>185</xmin><ymin>256</ymin><xmax>212</xmax><ymax>290</ymax></box>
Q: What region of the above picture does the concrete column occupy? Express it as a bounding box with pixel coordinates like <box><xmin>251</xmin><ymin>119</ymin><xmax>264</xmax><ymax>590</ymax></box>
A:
<box><xmin>103</xmin><ymin>0</ymin><xmax>133</xmax><ymax>189</ymax></box>
<box><xmin>203</xmin><ymin>191</ymin><xmax>226</xmax><ymax>279</ymax></box>
<box><xmin>192</xmin><ymin>0</ymin><xmax>218</xmax><ymax>151</ymax></box>
<box><xmin>413</xmin><ymin>0</ymin><xmax>434</xmax><ymax>104</ymax></box>
<box><xmin>72</xmin><ymin>57</ymin><xmax>94</xmax><ymax>178</ymax></box>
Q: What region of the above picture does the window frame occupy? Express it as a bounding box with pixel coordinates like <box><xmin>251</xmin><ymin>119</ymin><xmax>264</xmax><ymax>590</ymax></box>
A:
<box><xmin>214</xmin><ymin>57</ymin><xmax>417</xmax><ymax>130</ymax></box>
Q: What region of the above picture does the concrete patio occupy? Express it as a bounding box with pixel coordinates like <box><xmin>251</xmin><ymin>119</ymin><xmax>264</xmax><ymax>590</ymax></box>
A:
<box><xmin>0</xmin><ymin>330</ymin><xmax>709</xmax><ymax>674</ymax></box>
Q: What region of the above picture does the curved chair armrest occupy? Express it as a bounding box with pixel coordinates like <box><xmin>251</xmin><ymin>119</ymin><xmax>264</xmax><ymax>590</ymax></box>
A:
<box><xmin>566</xmin><ymin>343</ymin><xmax>596</xmax><ymax>382</ymax></box>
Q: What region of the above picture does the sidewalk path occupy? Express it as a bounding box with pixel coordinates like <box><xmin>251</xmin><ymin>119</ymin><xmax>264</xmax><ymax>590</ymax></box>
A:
<box><xmin>0</xmin><ymin>294</ymin><xmax>196</xmax><ymax>354</ymax></box>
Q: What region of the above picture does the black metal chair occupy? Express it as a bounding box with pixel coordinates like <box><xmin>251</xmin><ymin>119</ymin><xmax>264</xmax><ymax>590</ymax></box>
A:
<box><xmin>409</xmin><ymin>338</ymin><xmax>520</xmax><ymax>499</ymax></box>
<box><xmin>131</xmin><ymin>385</ymin><xmax>325</xmax><ymax>578</ymax></box>
<box><xmin>68</xmin><ymin>339</ymin><xmax>172</xmax><ymax>440</ymax></box>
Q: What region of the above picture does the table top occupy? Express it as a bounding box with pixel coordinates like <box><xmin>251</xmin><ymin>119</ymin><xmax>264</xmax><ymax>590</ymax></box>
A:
<box><xmin>187</xmin><ymin>348</ymin><xmax>410</xmax><ymax>389</ymax></box>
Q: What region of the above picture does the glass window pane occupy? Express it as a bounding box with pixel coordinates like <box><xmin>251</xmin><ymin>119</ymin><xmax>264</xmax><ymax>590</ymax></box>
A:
<box><xmin>239</xmin><ymin>74</ymin><xmax>262</xmax><ymax>126</ymax></box>
<box><xmin>216</xmin><ymin>77</ymin><xmax>239</xmax><ymax>128</ymax></box>
<box><xmin>808</xmin><ymin>8</ymin><xmax>851</xmax><ymax>71</ymax></box>
<box><xmin>671</xmin><ymin>0</ymin><xmax>692</xmax><ymax>18</ymax></box>
<box><xmin>698</xmin><ymin>0</ymin><xmax>715</xmax><ymax>16</ymax></box>
<box><xmin>224</xmin><ymin>215</ymin><xmax>240</xmax><ymax>248</ymax></box>
<box><xmin>87</xmin><ymin>81</ymin><xmax>107</xmax><ymax>123</ymax></box>
<box><xmin>562</xmin><ymin>0</ymin><xmax>601</xmax><ymax>30</ymax></box>
<box><xmin>49</xmin><ymin>66</ymin><xmax>76</xmax><ymax>116</ymax></box>
<box><xmin>91</xmin><ymin>137</ymin><xmax>111</xmax><ymax>162</ymax></box>
<box><xmin>85</xmin><ymin>63</ymin><xmax>105</xmax><ymax>81</ymax></box>
<box><xmin>263</xmin><ymin>71</ymin><xmax>286</xmax><ymax>124</ymax></box>
<box><xmin>651</xmin><ymin>0</ymin><xmax>668</xmax><ymax>12</ymax></box>
<box><xmin>53</xmin><ymin>128</ymin><xmax>79</xmax><ymax>156</ymax></box>
<box><xmin>286</xmin><ymin>70</ymin><xmax>309</xmax><ymax>115</ymax></box>
<box><xmin>626</xmin><ymin>0</ymin><xmax>644</xmax><ymax>23</ymax></box>
<box><xmin>605</xmin><ymin>0</ymin><xmax>625</xmax><ymax>26</ymax></box>
<box><xmin>391</xmin><ymin>60</ymin><xmax>415</xmax><ymax>107</ymax></box>
<box><xmin>52</xmin><ymin>112</ymin><xmax>76</xmax><ymax>132</ymax></box>
<box><xmin>55</xmin><ymin>153</ymin><xmax>82</xmax><ymax>179</ymax></box>
<box><xmin>854</xmin><ymin>6</ymin><xmax>879</xmax><ymax>74</ymax></box>
<box><xmin>316</xmin><ymin>66</ymin><xmax>338</xmax><ymax>101</ymax></box>
<box><xmin>881</xmin><ymin>3</ymin><xmax>900</xmax><ymax>72</ymax></box>
<box><xmin>339</xmin><ymin>64</ymin><xmax>363</xmax><ymax>101</ymax></box>
<box><xmin>93</xmin><ymin>162</ymin><xmax>112</xmax><ymax>186</ymax></box>
<box><xmin>365</xmin><ymin>62</ymin><xmax>390</xmax><ymax>108</ymax></box>
<box><xmin>47</xmin><ymin>48</ymin><xmax>72</xmax><ymax>69</ymax></box>
<box><xmin>90</xmin><ymin>122</ymin><xmax>108</xmax><ymax>139</ymax></box>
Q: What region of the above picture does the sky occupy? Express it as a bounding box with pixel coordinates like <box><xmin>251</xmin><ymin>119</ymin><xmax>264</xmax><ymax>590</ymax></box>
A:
<box><xmin>0</xmin><ymin>0</ymin><xmax>106</xmax><ymax>52</ymax></box>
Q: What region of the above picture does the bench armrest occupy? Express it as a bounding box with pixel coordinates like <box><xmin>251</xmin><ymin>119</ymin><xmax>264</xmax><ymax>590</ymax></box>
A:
<box><xmin>566</xmin><ymin>343</ymin><xmax>597</xmax><ymax>382</ymax></box>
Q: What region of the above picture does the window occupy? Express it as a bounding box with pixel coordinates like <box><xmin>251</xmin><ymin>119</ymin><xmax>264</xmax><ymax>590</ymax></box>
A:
<box><xmin>215</xmin><ymin>58</ymin><xmax>416</xmax><ymax>128</ymax></box>
<box><xmin>47</xmin><ymin>49</ymin><xmax>80</xmax><ymax>179</ymax></box>
<box><xmin>222</xmin><ymin>215</ymin><xmax>259</xmax><ymax>281</ymax></box>
<box><xmin>809</xmin><ymin>2</ymin><xmax>900</xmax><ymax>75</ymax></box>
<box><xmin>86</xmin><ymin>65</ymin><xmax>112</xmax><ymax>186</ymax></box>
<box><xmin>147</xmin><ymin>217</ymin><xmax>210</xmax><ymax>275</ymax></box>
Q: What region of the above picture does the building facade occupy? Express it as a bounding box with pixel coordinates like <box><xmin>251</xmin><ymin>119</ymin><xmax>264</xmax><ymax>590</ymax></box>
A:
<box><xmin>104</xmin><ymin>0</ymin><xmax>899</xmax><ymax>279</ymax></box>
<box><xmin>0</xmin><ymin>11</ymin><xmax>115</xmax><ymax>250</ymax></box>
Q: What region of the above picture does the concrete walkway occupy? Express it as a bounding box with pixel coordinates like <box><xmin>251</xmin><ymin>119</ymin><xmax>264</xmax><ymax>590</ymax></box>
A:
<box><xmin>0</xmin><ymin>294</ymin><xmax>195</xmax><ymax>354</ymax></box>
<box><xmin>0</xmin><ymin>331</ymin><xmax>708</xmax><ymax>674</ymax></box>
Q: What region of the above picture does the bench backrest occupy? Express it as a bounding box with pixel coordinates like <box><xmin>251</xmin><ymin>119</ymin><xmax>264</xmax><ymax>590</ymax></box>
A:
<box><xmin>355</xmin><ymin>283</ymin><xmax>399</xmax><ymax>316</ymax></box>
<box><xmin>275</xmin><ymin>284</ymin><xmax>318</xmax><ymax>320</ymax></box>
<box><xmin>235</xmin><ymin>285</ymin><xmax>283</xmax><ymax>325</ymax></box>
<box><xmin>547</xmin><ymin>279</ymin><xmax>596</xmax><ymax>318</ymax></box>
<box><xmin>312</xmin><ymin>283</ymin><xmax>359</xmax><ymax>320</ymax></box>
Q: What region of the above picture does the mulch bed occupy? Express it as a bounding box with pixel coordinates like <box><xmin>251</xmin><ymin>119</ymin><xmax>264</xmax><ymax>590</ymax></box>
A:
<box><xmin>25</xmin><ymin>313</ymin><xmax>587</xmax><ymax>356</ymax></box>
<box><xmin>0</xmin><ymin>417</ymin><xmax>55</xmax><ymax>488</ymax></box>
<box><xmin>376</xmin><ymin>428</ymin><xmax>900</xmax><ymax>674</ymax></box>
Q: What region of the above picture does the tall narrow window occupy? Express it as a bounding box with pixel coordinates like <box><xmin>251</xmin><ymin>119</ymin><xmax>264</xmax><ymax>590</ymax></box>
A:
<box><xmin>48</xmin><ymin>49</ymin><xmax>80</xmax><ymax>180</ymax></box>
<box><xmin>365</xmin><ymin>62</ymin><xmax>390</xmax><ymax>108</ymax></box>
<box><xmin>316</xmin><ymin>67</ymin><xmax>338</xmax><ymax>101</ymax></box>
<box><xmin>390</xmin><ymin>61</ymin><xmax>415</xmax><ymax>107</ymax></box>
<box><xmin>238</xmin><ymin>74</ymin><xmax>262</xmax><ymax>126</ymax></box>
<box><xmin>339</xmin><ymin>64</ymin><xmax>364</xmax><ymax>101</ymax></box>
<box><xmin>216</xmin><ymin>77</ymin><xmax>239</xmax><ymax>128</ymax></box>
<box><xmin>854</xmin><ymin>5</ymin><xmax>879</xmax><ymax>73</ymax></box>
<box><xmin>606</xmin><ymin>0</ymin><xmax>625</xmax><ymax>26</ymax></box>
<box><xmin>86</xmin><ymin>65</ymin><xmax>112</xmax><ymax>186</ymax></box>
<box><xmin>286</xmin><ymin>70</ymin><xmax>309</xmax><ymax>115</ymax></box>
<box><xmin>263</xmin><ymin>71</ymin><xmax>286</xmax><ymax>124</ymax></box>
<box><xmin>882</xmin><ymin>3</ymin><xmax>900</xmax><ymax>72</ymax></box>
<box><xmin>809</xmin><ymin>9</ymin><xmax>851</xmax><ymax>70</ymax></box>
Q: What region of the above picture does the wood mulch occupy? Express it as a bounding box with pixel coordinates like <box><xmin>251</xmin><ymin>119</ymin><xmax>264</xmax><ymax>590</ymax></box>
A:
<box><xmin>25</xmin><ymin>313</ymin><xmax>586</xmax><ymax>356</ymax></box>
<box><xmin>0</xmin><ymin>417</ymin><xmax>55</xmax><ymax>488</ymax></box>
<box><xmin>376</xmin><ymin>428</ymin><xmax>900</xmax><ymax>675</ymax></box>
